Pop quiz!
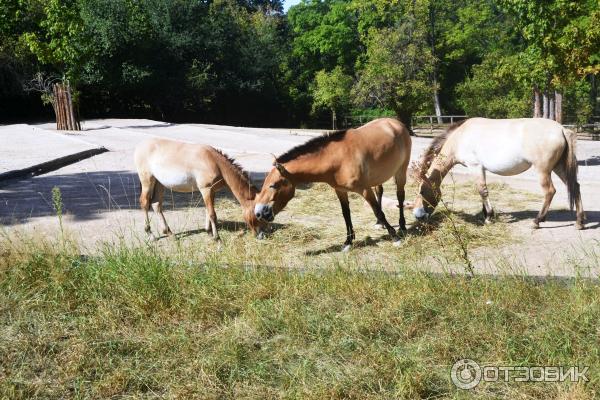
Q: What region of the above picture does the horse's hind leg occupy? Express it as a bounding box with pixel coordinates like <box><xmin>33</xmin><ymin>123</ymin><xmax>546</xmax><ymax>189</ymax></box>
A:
<box><xmin>553</xmin><ymin>165</ymin><xmax>586</xmax><ymax>229</ymax></box>
<box><xmin>477</xmin><ymin>167</ymin><xmax>495</xmax><ymax>223</ymax></box>
<box><xmin>335</xmin><ymin>189</ymin><xmax>355</xmax><ymax>252</ymax></box>
<box><xmin>151</xmin><ymin>182</ymin><xmax>173</xmax><ymax>236</ymax></box>
<box><xmin>138</xmin><ymin>173</ymin><xmax>156</xmax><ymax>240</ymax></box>
<box><xmin>533</xmin><ymin>171</ymin><xmax>556</xmax><ymax>229</ymax></box>
<box><xmin>394</xmin><ymin>171</ymin><xmax>407</xmax><ymax>233</ymax></box>
<box><xmin>362</xmin><ymin>187</ymin><xmax>401</xmax><ymax>246</ymax></box>
<box><xmin>200</xmin><ymin>188</ymin><xmax>219</xmax><ymax>240</ymax></box>
<box><xmin>373</xmin><ymin>185</ymin><xmax>385</xmax><ymax>229</ymax></box>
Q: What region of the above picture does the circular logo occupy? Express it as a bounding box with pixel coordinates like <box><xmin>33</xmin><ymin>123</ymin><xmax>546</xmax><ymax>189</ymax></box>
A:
<box><xmin>451</xmin><ymin>359</ymin><xmax>482</xmax><ymax>390</ymax></box>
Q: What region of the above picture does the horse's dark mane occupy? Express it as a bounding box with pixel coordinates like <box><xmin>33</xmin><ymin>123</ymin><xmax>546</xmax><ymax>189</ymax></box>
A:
<box><xmin>276</xmin><ymin>130</ymin><xmax>348</xmax><ymax>163</ymax></box>
<box><xmin>213</xmin><ymin>148</ymin><xmax>255</xmax><ymax>188</ymax></box>
<box><xmin>418</xmin><ymin>119</ymin><xmax>468</xmax><ymax>177</ymax></box>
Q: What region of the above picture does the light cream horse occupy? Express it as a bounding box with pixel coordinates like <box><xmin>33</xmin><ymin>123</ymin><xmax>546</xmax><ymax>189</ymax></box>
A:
<box><xmin>412</xmin><ymin>118</ymin><xmax>586</xmax><ymax>229</ymax></box>
<box><xmin>253</xmin><ymin>118</ymin><xmax>412</xmax><ymax>251</ymax></box>
<box><xmin>134</xmin><ymin>138</ymin><xmax>266</xmax><ymax>240</ymax></box>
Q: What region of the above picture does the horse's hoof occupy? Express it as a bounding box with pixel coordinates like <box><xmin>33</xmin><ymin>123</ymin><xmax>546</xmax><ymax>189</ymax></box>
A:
<box><xmin>532</xmin><ymin>222</ymin><xmax>540</xmax><ymax>229</ymax></box>
<box><xmin>392</xmin><ymin>239</ymin><xmax>402</xmax><ymax>247</ymax></box>
<box><xmin>256</xmin><ymin>231</ymin><xmax>266</xmax><ymax>240</ymax></box>
<box><xmin>484</xmin><ymin>218</ymin><xmax>493</xmax><ymax>225</ymax></box>
<box><xmin>576</xmin><ymin>222</ymin><xmax>585</xmax><ymax>230</ymax></box>
<box><xmin>342</xmin><ymin>244</ymin><xmax>352</xmax><ymax>253</ymax></box>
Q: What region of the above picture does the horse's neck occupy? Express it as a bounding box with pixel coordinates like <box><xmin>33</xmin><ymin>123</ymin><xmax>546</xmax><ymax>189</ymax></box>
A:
<box><xmin>428</xmin><ymin>148</ymin><xmax>456</xmax><ymax>186</ymax></box>
<box><xmin>215</xmin><ymin>156</ymin><xmax>256</xmax><ymax>208</ymax></box>
<box><xmin>285</xmin><ymin>154</ymin><xmax>331</xmax><ymax>183</ymax></box>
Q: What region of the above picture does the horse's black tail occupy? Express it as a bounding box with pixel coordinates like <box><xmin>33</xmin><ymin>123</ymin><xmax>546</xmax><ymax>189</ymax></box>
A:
<box><xmin>562</xmin><ymin>128</ymin><xmax>580</xmax><ymax>211</ymax></box>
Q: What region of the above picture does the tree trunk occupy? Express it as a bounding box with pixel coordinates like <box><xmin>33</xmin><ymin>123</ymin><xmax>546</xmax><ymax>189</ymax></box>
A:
<box><xmin>53</xmin><ymin>83</ymin><xmax>81</xmax><ymax>131</ymax></box>
<box><xmin>332</xmin><ymin>110</ymin><xmax>337</xmax><ymax>130</ymax></box>
<box><xmin>433</xmin><ymin>78</ymin><xmax>443</xmax><ymax>124</ymax></box>
<box><xmin>554</xmin><ymin>91</ymin><xmax>563</xmax><ymax>124</ymax></box>
<box><xmin>533</xmin><ymin>87</ymin><xmax>541</xmax><ymax>118</ymax></box>
<box><xmin>542</xmin><ymin>92</ymin><xmax>549</xmax><ymax>119</ymax></box>
<box><xmin>549</xmin><ymin>93</ymin><xmax>555</xmax><ymax>121</ymax></box>
<box><xmin>429</xmin><ymin>4</ymin><xmax>442</xmax><ymax>124</ymax></box>
<box><xmin>590</xmin><ymin>75</ymin><xmax>598</xmax><ymax>116</ymax></box>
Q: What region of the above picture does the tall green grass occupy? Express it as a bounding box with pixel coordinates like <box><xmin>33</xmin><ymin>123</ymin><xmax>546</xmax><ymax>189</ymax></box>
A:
<box><xmin>1</xmin><ymin>235</ymin><xmax>598</xmax><ymax>399</ymax></box>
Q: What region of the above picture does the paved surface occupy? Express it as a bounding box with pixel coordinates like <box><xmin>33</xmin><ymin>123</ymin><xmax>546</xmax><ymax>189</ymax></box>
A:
<box><xmin>0</xmin><ymin>124</ymin><xmax>104</xmax><ymax>174</ymax></box>
<box><xmin>1</xmin><ymin>119</ymin><xmax>599</xmax><ymax>275</ymax></box>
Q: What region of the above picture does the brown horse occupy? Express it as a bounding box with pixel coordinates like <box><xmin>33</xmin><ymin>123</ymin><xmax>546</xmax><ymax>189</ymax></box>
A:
<box><xmin>411</xmin><ymin>118</ymin><xmax>586</xmax><ymax>229</ymax></box>
<box><xmin>253</xmin><ymin>118</ymin><xmax>412</xmax><ymax>251</ymax></box>
<box><xmin>134</xmin><ymin>138</ymin><xmax>266</xmax><ymax>240</ymax></box>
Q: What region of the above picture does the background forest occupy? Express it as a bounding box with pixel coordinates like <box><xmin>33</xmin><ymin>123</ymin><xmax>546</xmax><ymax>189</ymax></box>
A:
<box><xmin>0</xmin><ymin>0</ymin><xmax>599</xmax><ymax>128</ymax></box>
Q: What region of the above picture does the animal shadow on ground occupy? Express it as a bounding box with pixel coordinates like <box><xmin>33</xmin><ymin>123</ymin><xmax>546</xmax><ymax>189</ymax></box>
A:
<box><xmin>505</xmin><ymin>210</ymin><xmax>600</xmax><ymax>230</ymax></box>
<box><xmin>578</xmin><ymin>155</ymin><xmax>600</xmax><ymax>166</ymax></box>
<box><xmin>304</xmin><ymin>235</ymin><xmax>390</xmax><ymax>256</ymax></box>
<box><xmin>0</xmin><ymin>170</ymin><xmax>261</xmax><ymax>228</ymax></box>
<box><xmin>173</xmin><ymin>221</ymin><xmax>285</xmax><ymax>240</ymax></box>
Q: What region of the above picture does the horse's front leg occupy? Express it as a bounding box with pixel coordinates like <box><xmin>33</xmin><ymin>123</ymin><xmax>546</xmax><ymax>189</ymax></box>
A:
<box><xmin>362</xmin><ymin>188</ymin><xmax>401</xmax><ymax>246</ymax></box>
<box><xmin>477</xmin><ymin>167</ymin><xmax>495</xmax><ymax>224</ymax></box>
<box><xmin>151</xmin><ymin>182</ymin><xmax>173</xmax><ymax>237</ymax></box>
<box><xmin>335</xmin><ymin>190</ymin><xmax>355</xmax><ymax>252</ymax></box>
<box><xmin>201</xmin><ymin>188</ymin><xmax>219</xmax><ymax>241</ymax></box>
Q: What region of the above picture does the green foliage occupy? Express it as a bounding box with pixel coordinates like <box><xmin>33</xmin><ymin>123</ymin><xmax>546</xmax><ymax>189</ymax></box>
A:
<box><xmin>21</xmin><ymin>0</ymin><xmax>87</xmax><ymax>82</ymax></box>
<box><xmin>456</xmin><ymin>53</ymin><xmax>530</xmax><ymax>118</ymax></box>
<box><xmin>0</xmin><ymin>0</ymin><xmax>598</xmax><ymax>125</ymax></box>
<box><xmin>499</xmin><ymin>0</ymin><xmax>600</xmax><ymax>87</ymax></box>
<box><xmin>311</xmin><ymin>66</ymin><xmax>353</xmax><ymax>115</ymax></box>
<box><xmin>353</xmin><ymin>5</ymin><xmax>435</xmax><ymax>123</ymax></box>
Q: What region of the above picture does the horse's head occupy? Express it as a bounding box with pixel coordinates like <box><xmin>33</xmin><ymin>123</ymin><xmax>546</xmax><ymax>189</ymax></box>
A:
<box><xmin>254</xmin><ymin>162</ymin><xmax>296</xmax><ymax>223</ymax></box>
<box><xmin>243</xmin><ymin>206</ymin><xmax>268</xmax><ymax>239</ymax></box>
<box><xmin>412</xmin><ymin>174</ymin><xmax>442</xmax><ymax>221</ymax></box>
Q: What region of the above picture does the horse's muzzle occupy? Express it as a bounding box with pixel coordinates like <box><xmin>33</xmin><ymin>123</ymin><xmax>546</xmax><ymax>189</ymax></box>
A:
<box><xmin>254</xmin><ymin>204</ymin><xmax>274</xmax><ymax>222</ymax></box>
<box><xmin>413</xmin><ymin>207</ymin><xmax>430</xmax><ymax>221</ymax></box>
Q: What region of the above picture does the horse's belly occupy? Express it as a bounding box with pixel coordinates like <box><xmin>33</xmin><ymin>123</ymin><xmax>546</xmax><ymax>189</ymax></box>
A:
<box><xmin>482</xmin><ymin>158</ymin><xmax>531</xmax><ymax>176</ymax></box>
<box><xmin>152</xmin><ymin>167</ymin><xmax>197</xmax><ymax>192</ymax></box>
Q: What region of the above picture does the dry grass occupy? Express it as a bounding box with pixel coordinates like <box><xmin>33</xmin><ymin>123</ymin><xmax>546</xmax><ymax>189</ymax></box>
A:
<box><xmin>143</xmin><ymin>178</ymin><xmax>532</xmax><ymax>275</ymax></box>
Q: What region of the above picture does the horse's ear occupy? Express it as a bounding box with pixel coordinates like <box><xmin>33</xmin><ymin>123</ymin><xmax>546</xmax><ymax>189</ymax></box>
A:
<box><xmin>273</xmin><ymin>161</ymin><xmax>293</xmax><ymax>181</ymax></box>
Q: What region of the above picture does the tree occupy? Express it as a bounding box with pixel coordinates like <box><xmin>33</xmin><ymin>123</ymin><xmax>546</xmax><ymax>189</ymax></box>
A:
<box><xmin>352</xmin><ymin>1</ymin><xmax>434</xmax><ymax>125</ymax></box>
<box><xmin>311</xmin><ymin>66</ymin><xmax>353</xmax><ymax>128</ymax></box>
<box><xmin>456</xmin><ymin>53</ymin><xmax>530</xmax><ymax>118</ymax></box>
<box><xmin>499</xmin><ymin>0</ymin><xmax>600</xmax><ymax>122</ymax></box>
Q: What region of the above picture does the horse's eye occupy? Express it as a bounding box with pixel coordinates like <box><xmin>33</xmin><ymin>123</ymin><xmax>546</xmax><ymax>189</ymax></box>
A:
<box><xmin>269</xmin><ymin>184</ymin><xmax>277</xmax><ymax>189</ymax></box>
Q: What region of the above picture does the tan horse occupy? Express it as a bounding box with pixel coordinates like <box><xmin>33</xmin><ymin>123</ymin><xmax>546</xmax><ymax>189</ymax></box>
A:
<box><xmin>412</xmin><ymin>118</ymin><xmax>586</xmax><ymax>229</ymax></box>
<box><xmin>253</xmin><ymin>118</ymin><xmax>412</xmax><ymax>251</ymax></box>
<box><xmin>134</xmin><ymin>138</ymin><xmax>266</xmax><ymax>240</ymax></box>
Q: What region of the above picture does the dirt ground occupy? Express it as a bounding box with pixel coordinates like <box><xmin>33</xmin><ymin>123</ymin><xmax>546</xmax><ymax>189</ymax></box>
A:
<box><xmin>1</xmin><ymin>119</ymin><xmax>599</xmax><ymax>277</ymax></box>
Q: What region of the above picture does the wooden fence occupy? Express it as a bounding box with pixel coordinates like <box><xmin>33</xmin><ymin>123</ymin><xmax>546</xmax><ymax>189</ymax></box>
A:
<box><xmin>410</xmin><ymin>115</ymin><xmax>468</xmax><ymax>135</ymax></box>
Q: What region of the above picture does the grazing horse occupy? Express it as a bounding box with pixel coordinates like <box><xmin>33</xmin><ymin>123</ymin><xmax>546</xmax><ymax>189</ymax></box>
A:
<box><xmin>253</xmin><ymin>118</ymin><xmax>412</xmax><ymax>251</ymax></box>
<box><xmin>134</xmin><ymin>138</ymin><xmax>266</xmax><ymax>240</ymax></box>
<box><xmin>412</xmin><ymin>118</ymin><xmax>586</xmax><ymax>229</ymax></box>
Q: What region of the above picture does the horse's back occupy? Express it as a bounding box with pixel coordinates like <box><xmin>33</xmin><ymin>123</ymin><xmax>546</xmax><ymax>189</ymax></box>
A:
<box><xmin>134</xmin><ymin>138</ymin><xmax>218</xmax><ymax>192</ymax></box>
<box><xmin>342</xmin><ymin>118</ymin><xmax>412</xmax><ymax>186</ymax></box>
<box><xmin>455</xmin><ymin>118</ymin><xmax>566</xmax><ymax>174</ymax></box>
